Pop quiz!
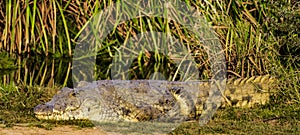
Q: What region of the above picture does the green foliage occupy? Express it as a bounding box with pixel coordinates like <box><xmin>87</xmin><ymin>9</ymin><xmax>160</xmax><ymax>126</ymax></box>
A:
<box><xmin>266</xmin><ymin>0</ymin><xmax>300</xmax><ymax>69</ymax></box>
<box><xmin>0</xmin><ymin>51</ymin><xmax>17</xmax><ymax>70</ymax></box>
<box><xmin>0</xmin><ymin>83</ymin><xmax>57</xmax><ymax>123</ymax></box>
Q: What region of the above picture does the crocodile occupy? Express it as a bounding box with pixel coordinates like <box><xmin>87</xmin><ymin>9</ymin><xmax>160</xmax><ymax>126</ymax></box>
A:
<box><xmin>34</xmin><ymin>75</ymin><xmax>276</xmax><ymax>123</ymax></box>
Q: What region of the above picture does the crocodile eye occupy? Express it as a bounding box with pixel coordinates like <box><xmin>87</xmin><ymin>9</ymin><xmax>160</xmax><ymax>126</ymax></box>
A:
<box><xmin>69</xmin><ymin>92</ymin><xmax>77</xmax><ymax>97</ymax></box>
<box><xmin>170</xmin><ymin>87</ymin><xmax>182</xmax><ymax>94</ymax></box>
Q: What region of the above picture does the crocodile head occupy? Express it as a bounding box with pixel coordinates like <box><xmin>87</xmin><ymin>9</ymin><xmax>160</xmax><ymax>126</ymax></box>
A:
<box><xmin>34</xmin><ymin>87</ymin><xmax>101</xmax><ymax>120</ymax></box>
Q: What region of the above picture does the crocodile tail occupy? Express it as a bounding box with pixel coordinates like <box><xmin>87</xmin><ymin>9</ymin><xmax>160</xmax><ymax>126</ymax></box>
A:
<box><xmin>196</xmin><ymin>75</ymin><xmax>277</xmax><ymax>124</ymax></box>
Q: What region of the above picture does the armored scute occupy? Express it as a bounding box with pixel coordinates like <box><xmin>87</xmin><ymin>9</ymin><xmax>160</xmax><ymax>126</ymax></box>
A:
<box><xmin>34</xmin><ymin>75</ymin><xmax>276</xmax><ymax>122</ymax></box>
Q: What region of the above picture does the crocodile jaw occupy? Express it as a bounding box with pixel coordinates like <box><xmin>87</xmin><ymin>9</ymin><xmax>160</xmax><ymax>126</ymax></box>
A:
<box><xmin>34</xmin><ymin>102</ymin><xmax>89</xmax><ymax>120</ymax></box>
<box><xmin>33</xmin><ymin>87</ymin><xmax>91</xmax><ymax>120</ymax></box>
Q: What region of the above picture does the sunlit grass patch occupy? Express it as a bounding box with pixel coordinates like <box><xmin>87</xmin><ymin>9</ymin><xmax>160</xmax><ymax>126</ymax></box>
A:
<box><xmin>0</xmin><ymin>83</ymin><xmax>59</xmax><ymax>124</ymax></box>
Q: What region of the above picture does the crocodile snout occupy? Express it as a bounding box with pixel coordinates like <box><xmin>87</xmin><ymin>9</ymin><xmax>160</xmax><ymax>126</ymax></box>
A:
<box><xmin>34</xmin><ymin>103</ymin><xmax>54</xmax><ymax>116</ymax></box>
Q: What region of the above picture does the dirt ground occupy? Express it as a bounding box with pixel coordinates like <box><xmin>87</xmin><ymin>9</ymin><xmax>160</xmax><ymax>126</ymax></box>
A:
<box><xmin>0</xmin><ymin>125</ymin><xmax>127</xmax><ymax>135</ymax></box>
<box><xmin>0</xmin><ymin>124</ymin><xmax>168</xmax><ymax>135</ymax></box>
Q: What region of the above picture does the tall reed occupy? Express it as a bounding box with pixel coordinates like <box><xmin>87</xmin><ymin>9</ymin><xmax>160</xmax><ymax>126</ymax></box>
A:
<box><xmin>0</xmin><ymin>0</ymin><xmax>298</xmax><ymax>103</ymax></box>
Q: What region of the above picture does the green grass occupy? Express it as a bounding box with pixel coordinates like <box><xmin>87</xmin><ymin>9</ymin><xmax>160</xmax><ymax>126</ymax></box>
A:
<box><xmin>1</xmin><ymin>0</ymin><xmax>298</xmax><ymax>83</ymax></box>
<box><xmin>172</xmin><ymin>118</ymin><xmax>300</xmax><ymax>134</ymax></box>
<box><xmin>0</xmin><ymin>0</ymin><xmax>298</xmax><ymax>81</ymax></box>
<box><xmin>0</xmin><ymin>51</ymin><xmax>17</xmax><ymax>73</ymax></box>
<box><xmin>0</xmin><ymin>83</ymin><xmax>56</xmax><ymax>124</ymax></box>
